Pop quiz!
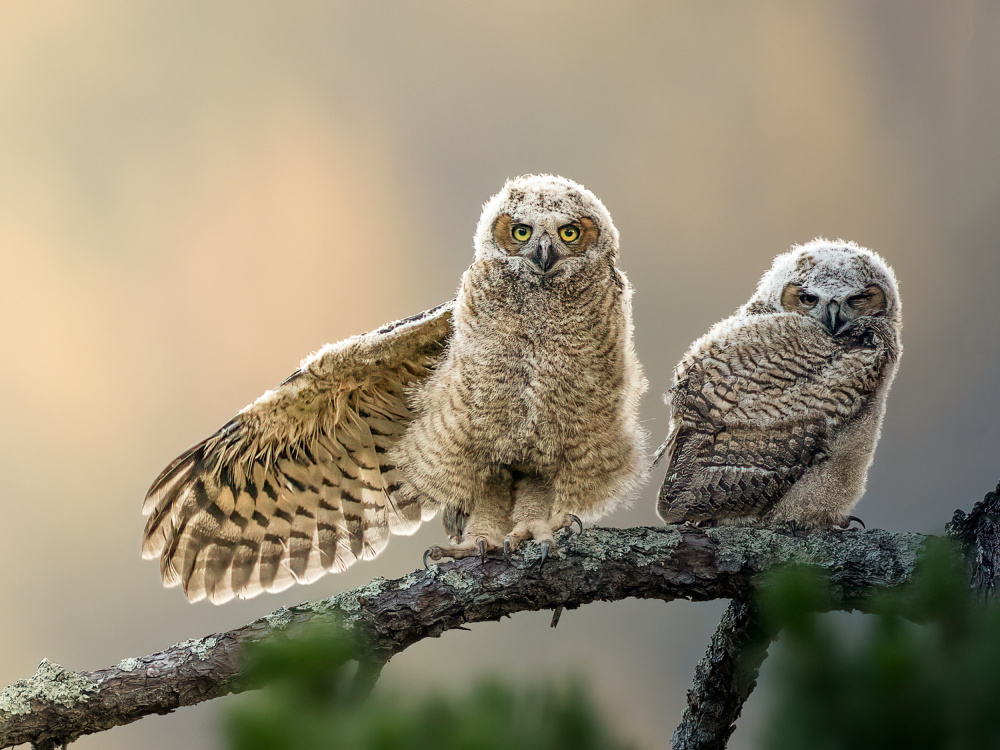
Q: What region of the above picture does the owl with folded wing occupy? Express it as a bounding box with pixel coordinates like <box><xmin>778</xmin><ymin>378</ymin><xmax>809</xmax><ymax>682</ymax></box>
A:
<box><xmin>143</xmin><ymin>174</ymin><xmax>647</xmax><ymax>602</ymax></box>
<box><xmin>657</xmin><ymin>239</ymin><xmax>902</xmax><ymax>529</ymax></box>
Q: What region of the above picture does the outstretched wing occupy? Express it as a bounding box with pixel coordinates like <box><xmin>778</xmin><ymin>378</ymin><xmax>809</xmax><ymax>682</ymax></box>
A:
<box><xmin>657</xmin><ymin>314</ymin><xmax>889</xmax><ymax>523</ymax></box>
<box><xmin>142</xmin><ymin>301</ymin><xmax>454</xmax><ymax>603</ymax></box>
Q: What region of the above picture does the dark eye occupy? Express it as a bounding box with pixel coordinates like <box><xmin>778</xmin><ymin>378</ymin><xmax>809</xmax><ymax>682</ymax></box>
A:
<box><xmin>512</xmin><ymin>224</ymin><xmax>532</xmax><ymax>242</ymax></box>
<box><xmin>798</xmin><ymin>292</ymin><xmax>819</xmax><ymax>306</ymax></box>
<box><xmin>847</xmin><ymin>294</ymin><xmax>869</xmax><ymax>309</ymax></box>
<box><xmin>558</xmin><ymin>224</ymin><xmax>580</xmax><ymax>243</ymax></box>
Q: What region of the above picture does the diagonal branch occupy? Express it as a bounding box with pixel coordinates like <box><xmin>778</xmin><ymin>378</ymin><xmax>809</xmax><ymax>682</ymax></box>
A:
<box><xmin>948</xmin><ymin>481</ymin><xmax>1000</xmax><ymax>596</ymax></box>
<box><xmin>0</xmin><ymin>526</ymin><xmax>928</xmax><ymax>749</ymax></box>
<box><xmin>670</xmin><ymin>480</ymin><xmax>1000</xmax><ymax>750</ymax></box>
<box><xmin>671</xmin><ymin>599</ymin><xmax>774</xmax><ymax>750</ymax></box>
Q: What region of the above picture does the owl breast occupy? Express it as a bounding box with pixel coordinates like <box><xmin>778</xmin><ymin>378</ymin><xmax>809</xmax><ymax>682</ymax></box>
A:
<box><xmin>392</xmin><ymin>258</ymin><xmax>640</xmax><ymax>505</ymax></box>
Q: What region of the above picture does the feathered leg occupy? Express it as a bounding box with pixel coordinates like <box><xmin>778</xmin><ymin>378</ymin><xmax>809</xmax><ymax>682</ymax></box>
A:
<box><xmin>424</xmin><ymin>472</ymin><xmax>513</xmax><ymax>563</ymax></box>
<box><xmin>502</xmin><ymin>472</ymin><xmax>578</xmax><ymax>566</ymax></box>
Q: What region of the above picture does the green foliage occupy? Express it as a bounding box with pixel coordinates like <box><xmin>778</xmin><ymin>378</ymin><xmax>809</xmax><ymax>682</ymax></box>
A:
<box><xmin>758</xmin><ymin>539</ymin><xmax>1000</xmax><ymax>750</ymax></box>
<box><xmin>226</xmin><ymin>626</ymin><xmax>639</xmax><ymax>750</ymax></box>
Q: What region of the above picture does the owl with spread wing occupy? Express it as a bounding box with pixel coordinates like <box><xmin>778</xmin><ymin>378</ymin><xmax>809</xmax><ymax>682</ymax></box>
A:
<box><xmin>143</xmin><ymin>175</ymin><xmax>648</xmax><ymax>603</ymax></box>
<box><xmin>657</xmin><ymin>239</ymin><xmax>902</xmax><ymax>530</ymax></box>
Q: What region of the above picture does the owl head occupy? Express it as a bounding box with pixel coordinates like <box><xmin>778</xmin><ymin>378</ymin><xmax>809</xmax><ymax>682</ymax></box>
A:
<box><xmin>473</xmin><ymin>174</ymin><xmax>619</xmax><ymax>276</ymax></box>
<box><xmin>744</xmin><ymin>239</ymin><xmax>901</xmax><ymax>335</ymax></box>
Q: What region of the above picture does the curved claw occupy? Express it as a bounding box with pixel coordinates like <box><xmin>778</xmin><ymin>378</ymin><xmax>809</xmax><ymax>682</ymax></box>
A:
<box><xmin>846</xmin><ymin>515</ymin><xmax>867</xmax><ymax>530</ymax></box>
<box><xmin>477</xmin><ymin>538</ymin><xmax>488</xmax><ymax>564</ymax></box>
<box><xmin>503</xmin><ymin>538</ymin><xmax>515</xmax><ymax>565</ymax></box>
<box><xmin>538</xmin><ymin>541</ymin><xmax>550</xmax><ymax>569</ymax></box>
<box><xmin>503</xmin><ymin>538</ymin><xmax>533</xmax><ymax>570</ymax></box>
<box><xmin>423</xmin><ymin>549</ymin><xmax>433</xmax><ymax>570</ymax></box>
<box><xmin>568</xmin><ymin>514</ymin><xmax>584</xmax><ymax>535</ymax></box>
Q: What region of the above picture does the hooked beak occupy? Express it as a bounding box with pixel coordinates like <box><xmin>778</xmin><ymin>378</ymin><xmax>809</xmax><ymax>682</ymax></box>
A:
<box><xmin>821</xmin><ymin>300</ymin><xmax>852</xmax><ymax>336</ymax></box>
<box><xmin>525</xmin><ymin>234</ymin><xmax>556</xmax><ymax>273</ymax></box>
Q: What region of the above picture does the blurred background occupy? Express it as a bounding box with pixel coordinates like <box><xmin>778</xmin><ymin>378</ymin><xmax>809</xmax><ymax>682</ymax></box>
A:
<box><xmin>1</xmin><ymin>2</ymin><xmax>998</xmax><ymax>748</ymax></box>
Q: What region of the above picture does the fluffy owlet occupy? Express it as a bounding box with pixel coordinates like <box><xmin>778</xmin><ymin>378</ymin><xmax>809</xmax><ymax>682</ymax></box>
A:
<box><xmin>143</xmin><ymin>174</ymin><xmax>648</xmax><ymax>603</ymax></box>
<box><xmin>656</xmin><ymin>239</ymin><xmax>902</xmax><ymax>529</ymax></box>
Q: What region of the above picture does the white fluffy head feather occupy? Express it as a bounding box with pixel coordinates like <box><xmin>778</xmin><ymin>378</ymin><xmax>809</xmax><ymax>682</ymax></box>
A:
<box><xmin>473</xmin><ymin>174</ymin><xmax>619</xmax><ymax>268</ymax></box>
<box><xmin>743</xmin><ymin>238</ymin><xmax>901</xmax><ymax>325</ymax></box>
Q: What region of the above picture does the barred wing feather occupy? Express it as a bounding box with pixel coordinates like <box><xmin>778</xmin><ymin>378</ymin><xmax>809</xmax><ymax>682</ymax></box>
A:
<box><xmin>658</xmin><ymin>314</ymin><xmax>889</xmax><ymax>523</ymax></box>
<box><xmin>142</xmin><ymin>302</ymin><xmax>454</xmax><ymax>603</ymax></box>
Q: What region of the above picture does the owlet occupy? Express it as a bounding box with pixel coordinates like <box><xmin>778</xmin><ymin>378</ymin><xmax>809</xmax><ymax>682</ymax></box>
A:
<box><xmin>143</xmin><ymin>175</ymin><xmax>648</xmax><ymax>603</ymax></box>
<box><xmin>657</xmin><ymin>239</ymin><xmax>902</xmax><ymax>529</ymax></box>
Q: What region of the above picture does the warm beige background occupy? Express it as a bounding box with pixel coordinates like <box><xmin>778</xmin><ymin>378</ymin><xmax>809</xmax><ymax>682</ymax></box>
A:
<box><xmin>1</xmin><ymin>3</ymin><xmax>998</xmax><ymax>748</ymax></box>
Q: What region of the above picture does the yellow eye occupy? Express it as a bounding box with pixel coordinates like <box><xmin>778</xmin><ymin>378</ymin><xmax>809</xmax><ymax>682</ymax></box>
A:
<box><xmin>559</xmin><ymin>224</ymin><xmax>580</xmax><ymax>243</ymax></box>
<box><xmin>512</xmin><ymin>224</ymin><xmax>532</xmax><ymax>242</ymax></box>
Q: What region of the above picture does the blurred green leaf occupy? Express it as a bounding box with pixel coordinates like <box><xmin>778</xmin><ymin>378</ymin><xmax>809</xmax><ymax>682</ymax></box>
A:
<box><xmin>227</xmin><ymin>625</ymin><xmax>640</xmax><ymax>750</ymax></box>
<box><xmin>758</xmin><ymin>540</ymin><xmax>1000</xmax><ymax>750</ymax></box>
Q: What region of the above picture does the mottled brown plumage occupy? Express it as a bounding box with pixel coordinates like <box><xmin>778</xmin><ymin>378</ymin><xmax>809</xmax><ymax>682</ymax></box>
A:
<box><xmin>657</xmin><ymin>239</ymin><xmax>902</xmax><ymax>529</ymax></box>
<box><xmin>143</xmin><ymin>175</ymin><xmax>647</xmax><ymax>602</ymax></box>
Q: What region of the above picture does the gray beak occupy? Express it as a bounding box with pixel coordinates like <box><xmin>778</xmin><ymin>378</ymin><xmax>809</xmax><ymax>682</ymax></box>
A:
<box><xmin>821</xmin><ymin>299</ymin><xmax>851</xmax><ymax>336</ymax></box>
<box><xmin>527</xmin><ymin>234</ymin><xmax>555</xmax><ymax>273</ymax></box>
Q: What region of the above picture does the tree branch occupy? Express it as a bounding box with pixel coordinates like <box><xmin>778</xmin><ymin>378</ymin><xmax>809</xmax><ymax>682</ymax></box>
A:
<box><xmin>0</xmin><ymin>526</ymin><xmax>928</xmax><ymax>749</ymax></box>
<box><xmin>671</xmin><ymin>599</ymin><xmax>774</xmax><ymax>750</ymax></box>
<box><xmin>668</xmin><ymin>481</ymin><xmax>1000</xmax><ymax>750</ymax></box>
<box><xmin>948</xmin><ymin>480</ymin><xmax>1000</xmax><ymax>596</ymax></box>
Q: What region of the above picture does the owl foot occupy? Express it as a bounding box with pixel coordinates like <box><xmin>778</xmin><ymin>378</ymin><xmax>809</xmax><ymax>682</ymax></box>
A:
<box><xmin>502</xmin><ymin>513</ymin><xmax>579</xmax><ymax>569</ymax></box>
<box><xmin>423</xmin><ymin>537</ymin><xmax>498</xmax><ymax>568</ymax></box>
<box><xmin>503</xmin><ymin>538</ymin><xmax>552</xmax><ymax>570</ymax></box>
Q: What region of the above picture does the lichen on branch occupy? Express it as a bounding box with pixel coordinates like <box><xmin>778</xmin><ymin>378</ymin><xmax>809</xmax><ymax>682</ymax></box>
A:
<box><xmin>0</xmin><ymin>525</ymin><xmax>930</xmax><ymax>749</ymax></box>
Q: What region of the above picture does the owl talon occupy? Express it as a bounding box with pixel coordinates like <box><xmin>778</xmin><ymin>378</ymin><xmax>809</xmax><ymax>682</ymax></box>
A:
<box><xmin>845</xmin><ymin>515</ymin><xmax>866</xmax><ymax>530</ymax></box>
<box><xmin>568</xmin><ymin>514</ymin><xmax>584</xmax><ymax>535</ymax></box>
<box><xmin>502</xmin><ymin>539</ymin><xmax>531</xmax><ymax>570</ymax></box>
<box><xmin>538</xmin><ymin>541</ymin><xmax>550</xmax><ymax>568</ymax></box>
<box><xmin>423</xmin><ymin>547</ymin><xmax>441</xmax><ymax>569</ymax></box>
<box><xmin>477</xmin><ymin>538</ymin><xmax>488</xmax><ymax>564</ymax></box>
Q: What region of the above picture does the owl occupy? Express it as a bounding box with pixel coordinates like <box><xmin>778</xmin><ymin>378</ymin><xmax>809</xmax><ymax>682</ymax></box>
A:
<box><xmin>656</xmin><ymin>239</ymin><xmax>902</xmax><ymax>530</ymax></box>
<box><xmin>143</xmin><ymin>174</ymin><xmax>648</xmax><ymax>603</ymax></box>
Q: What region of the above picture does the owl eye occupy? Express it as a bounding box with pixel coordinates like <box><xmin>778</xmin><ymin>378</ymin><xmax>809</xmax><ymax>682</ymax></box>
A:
<box><xmin>558</xmin><ymin>224</ymin><xmax>581</xmax><ymax>243</ymax></box>
<box><xmin>512</xmin><ymin>224</ymin><xmax>532</xmax><ymax>242</ymax></box>
<box><xmin>847</xmin><ymin>293</ymin><xmax>869</xmax><ymax>309</ymax></box>
<box><xmin>798</xmin><ymin>292</ymin><xmax>819</xmax><ymax>306</ymax></box>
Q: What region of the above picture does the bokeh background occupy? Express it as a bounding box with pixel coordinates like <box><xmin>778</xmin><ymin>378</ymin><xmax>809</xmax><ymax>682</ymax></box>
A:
<box><xmin>1</xmin><ymin>2</ymin><xmax>998</xmax><ymax>748</ymax></box>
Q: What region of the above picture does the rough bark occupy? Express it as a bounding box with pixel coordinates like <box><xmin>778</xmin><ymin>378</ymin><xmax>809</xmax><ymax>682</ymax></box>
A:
<box><xmin>668</xmin><ymin>482</ymin><xmax>1000</xmax><ymax>750</ymax></box>
<box><xmin>948</xmin><ymin>480</ymin><xmax>1000</xmax><ymax>596</ymax></box>
<box><xmin>0</xmin><ymin>525</ymin><xmax>927</xmax><ymax>749</ymax></box>
<box><xmin>671</xmin><ymin>599</ymin><xmax>774</xmax><ymax>750</ymax></box>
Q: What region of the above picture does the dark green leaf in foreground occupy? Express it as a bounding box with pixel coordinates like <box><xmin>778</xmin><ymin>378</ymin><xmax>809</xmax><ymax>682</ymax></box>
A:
<box><xmin>226</xmin><ymin>626</ymin><xmax>639</xmax><ymax>750</ymax></box>
<box><xmin>758</xmin><ymin>539</ymin><xmax>1000</xmax><ymax>750</ymax></box>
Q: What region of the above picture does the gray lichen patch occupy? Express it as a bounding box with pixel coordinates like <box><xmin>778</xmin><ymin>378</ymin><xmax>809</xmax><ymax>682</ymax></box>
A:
<box><xmin>637</xmin><ymin>527</ymin><xmax>684</xmax><ymax>555</ymax></box>
<box><xmin>329</xmin><ymin>591</ymin><xmax>362</xmax><ymax>616</ymax></box>
<box><xmin>703</xmin><ymin>526</ymin><xmax>926</xmax><ymax>580</ymax></box>
<box><xmin>173</xmin><ymin>636</ymin><xmax>218</xmax><ymax>661</ymax></box>
<box><xmin>440</xmin><ymin>568</ymin><xmax>475</xmax><ymax>591</ymax></box>
<box><xmin>357</xmin><ymin>577</ymin><xmax>389</xmax><ymax>599</ymax></box>
<box><xmin>570</xmin><ymin>527</ymin><xmax>682</xmax><ymax>570</ymax></box>
<box><xmin>191</xmin><ymin>636</ymin><xmax>217</xmax><ymax>660</ymax></box>
<box><xmin>115</xmin><ymin>657</ymin><xmax>143</xmax><ymax>672</ymax></box>
<box><xmin>705</xmin><ymin>527</ymin><xmax>772</xmax><ymax>572</ymax></box>
<box><xmin>324</xmin><ymin>576</ymin><xmax>391</xmax><ymax>617</ymax></box>
<box><xmin>264</xmin><ymin>606</ymin><xmax>294</xmax><ymax>630</ymax></box>
<box><xmin>0</xmin><ymin>658</ymin><xmax>98</xmax><ymax>717</ymax></box>
<box><xmin>395</xmin><ymin>571</ymin><xmax>423</xmax><ymax>591</ymax></box>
